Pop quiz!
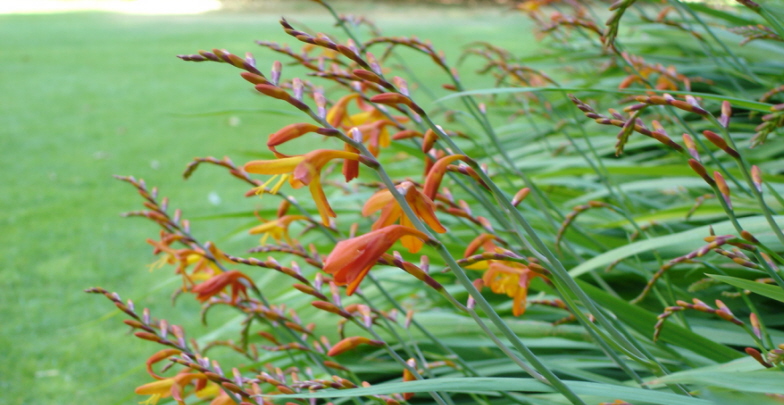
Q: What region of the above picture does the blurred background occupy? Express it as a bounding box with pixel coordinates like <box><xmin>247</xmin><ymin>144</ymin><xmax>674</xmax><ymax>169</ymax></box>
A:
<box><xmin>0</xmin><ymin>0</ymin><xmax>528</xmax><ymax>403</ymax></box>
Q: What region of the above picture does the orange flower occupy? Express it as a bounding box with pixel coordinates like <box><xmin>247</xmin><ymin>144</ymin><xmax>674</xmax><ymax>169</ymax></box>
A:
<box><xmin>362</xmin><ymin>181</ymin><xmax>446</xmax><ymax>253</ymax></box>
<box><xmin>323</xmin><ymin>225</ymin><xmax>430</xmax><ymax>295</ymax></box>
<box><xmin>482</xmin><ymin>261</ymin><xmax>547</xmax><ymax>316</ymax></box>
<box><xmin>464</xmin><ymin>234</ymin><xmax>547</xmax><ymax>316</ymax></box>
<box><xmin>191</xmin><ymin>270</ymin><xmax>254</xmax><ymax>304</ymax></box>
<box><xmin>327</xmin><ymin>93</ymin><xmax>408</xmax><ymax>156</ymax></box>
<box><xmin>244</xmin><ymin>149</ymin><xmax>364</xmax><ymax>225</ymax></box>
<box><xmin>135</xmin><ymin>372</ymin><xmax>208</xmax><ymax>405</ymax></box>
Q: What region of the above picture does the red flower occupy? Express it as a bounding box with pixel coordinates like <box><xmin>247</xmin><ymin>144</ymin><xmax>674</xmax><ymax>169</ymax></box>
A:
<box><xmin>191</xmin><ymin>270</ymin><xmax>254</xmax><ymax>304</ymax></box>
<box><xmin>323</xmin><ymin>225</ymin><xmax>429</xmax><ymax>295</ymax></box>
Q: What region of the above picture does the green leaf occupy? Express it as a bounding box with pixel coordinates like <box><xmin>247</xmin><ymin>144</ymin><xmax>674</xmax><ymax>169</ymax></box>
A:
<box><xmin>578</xmin><ymin>281</ymin><xmax>743</xmax><ymax>363</ymax></box>
<box><xmin>707</xmin><ymin>274</ymin><xmax>784</xmax><ymax>303</ymax></box>
<box><xmin>649</xmin><ymin>370</ymin><xmax>784</xmax><ymax>394</ymax></box>
<box><xmin>270</xmin><ymin>377</ymin><xmax>712</xmax><ymax>405</ymax></box>
<box><xmin>569</xmin><ymin>216</ymin><xmax>784</xmax><ymax>277</ymax></box>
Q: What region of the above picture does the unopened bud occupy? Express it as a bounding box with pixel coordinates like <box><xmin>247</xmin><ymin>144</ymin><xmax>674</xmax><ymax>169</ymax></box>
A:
<box><xmin>512</xmin><ymin>187</ymin><xmax>531</xmax><ymax>207</ymax></box>
<box><xmin>327</xmin><ymin>336</ymin><xmax>384</xmax><ymax>356</ymax></box>
<box><xmin>688</xmin><ymin>159</ymin><xmax>714</xmax><ymax>185</ymax></box>
<box><xmin>703</xmin><ymin>130</ymin><xmax>739</xmax><ymax>158</ymax></box>
<box><xmin>751</xmin><ymin>165</ymin><xmax>763</xmax><ymax>193</ymax></box>
<box><xmin>713</xmin><ymin>172</ymin><xmax>732</xmax><ymax>209</ymax></box>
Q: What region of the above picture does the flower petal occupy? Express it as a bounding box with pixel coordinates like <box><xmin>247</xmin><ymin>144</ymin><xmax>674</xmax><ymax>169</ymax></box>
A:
<box><xmin>244</xmin><ymin>157</ymin><xmax>303</xmax><ymax>175</ymax></box>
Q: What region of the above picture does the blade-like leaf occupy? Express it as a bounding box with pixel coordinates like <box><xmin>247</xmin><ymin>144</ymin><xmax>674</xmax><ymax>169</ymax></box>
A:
<box><xmin>707</xmin><ymin>274</ymin><xmax>784</xmax><ymax>303</ymax></box>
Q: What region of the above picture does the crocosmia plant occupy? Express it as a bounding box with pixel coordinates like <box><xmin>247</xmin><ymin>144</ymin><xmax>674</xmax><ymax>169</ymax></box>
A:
<box><xmin>90</xmin><ymin>1</ymin><xmax>784</xmax><ymax>404</ymax></box>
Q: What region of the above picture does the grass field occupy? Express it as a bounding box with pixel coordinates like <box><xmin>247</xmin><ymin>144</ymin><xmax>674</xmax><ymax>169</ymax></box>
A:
<box><xmin>0</xmin><ymin>6</ymin><xmax>535</xmax><ymax>404</ymax></box>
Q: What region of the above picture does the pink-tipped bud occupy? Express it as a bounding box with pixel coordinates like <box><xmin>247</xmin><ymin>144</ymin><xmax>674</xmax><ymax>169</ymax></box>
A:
<box><xmin>751</xmin><ymin>165</ymin><xmax>763</xmax><ymax>193</ymax></box>
<box><xmin>750</xmin><ymin>313</ymin><xmax>762</xmax><ymax>340</ymax></box>
<box><xmin>682</xmin><ymin>133</ymin><xmax>700</xmax><ymax>160</ymax></box>
<box><xmin>713</xmin><ymin>172</ymin><xmax>732</xmax><ymax>209</ymax></box>
<box><xmin>292</xmin><ymin>78</ymin><xmax>303</xmax><ymax>101</ymax></box>
<box><xmin>393</xmin><ymin>76</ymin><xmax>410</xmax><ymax>96</ymax></box>
<box><xmin>366</xmin><ymin>52</ymin><xmax>382</xmax><ymax>75</ymax></box>
<box><xmin>720</xmin><ymin>101</ymin><xmax>732</xmax><ymax>127</ymax></box>
<box><xmin>270</xmin><ymin>61</ymin><xmax>282</xmax><ymax>85</ymax></box>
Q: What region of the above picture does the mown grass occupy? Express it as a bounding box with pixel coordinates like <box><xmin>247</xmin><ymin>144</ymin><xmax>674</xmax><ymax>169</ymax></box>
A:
<box><xmin>0</xmin><ymin>7</ymin><xmax>534</xmax><ymax>404</ymax></box>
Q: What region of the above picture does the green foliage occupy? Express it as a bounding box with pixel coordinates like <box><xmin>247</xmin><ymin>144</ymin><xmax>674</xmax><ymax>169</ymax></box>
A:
<box><xmin>12</xmin><ymin>0</ymin><xmax>784</xmax><ymax>404</ymax></box>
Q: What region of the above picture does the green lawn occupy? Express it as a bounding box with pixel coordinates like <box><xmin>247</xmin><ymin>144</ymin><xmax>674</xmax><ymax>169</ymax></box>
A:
<box><xmin>0</xmin><ymin>6</ymin><xmax>534</xmax><ymax>404</ymax></box>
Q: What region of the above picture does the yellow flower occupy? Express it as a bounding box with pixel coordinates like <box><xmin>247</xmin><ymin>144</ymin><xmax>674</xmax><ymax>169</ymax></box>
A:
<box><xmin>463</xmin><ymin>233</ymin><xmax>548</xmax><ymax>316</ymax></box>
<box><xmin>248</xmin><ymin>215</ymin><xmax>309</xmax><ymax>245</ymax></box>
<box><xmin>244</xmin><ymin>149</ymin><xmax>364</xmax><ymax>225</ymax></box>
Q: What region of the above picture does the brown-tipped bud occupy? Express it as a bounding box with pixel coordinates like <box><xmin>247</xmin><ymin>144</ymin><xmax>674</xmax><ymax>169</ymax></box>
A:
<box><xmin>740</xmin><ymin>230</ymin><xmax>759</xmax><ymax>244</ymax></box>
<box><xmin>713</xmin><ymin>172</ymin><xmax>732</xmax><ymax>209</ymax></box>
<box><xmin>311</xmin><ymin>301</ymin><xmax>351</xmax><ymax>318</ymax></box>
<box><xmin>688</xmin><ymin>159</ymin><xmax>715</xmax><ymax>186</ymax></box>
<box><xmin>512</xmin><ymin>188</ymin><xmax>532</xmax><ymax>206</ymax></box>
<box><xmin>134</xmin><ymin>332</ymin><xmax>163</xmax><ymax>343</ymax></box>
<box><xmin>353</xmin><ymin>69</ymin><xmax>383</xmax><ymax>84</ymax></box>
<box><xmin>276</xmin><ymin>385</ymin><xmax>296</xmax><ymax>395</ymax></box>
<box><xmin>327</xmin><ymin>336</ymin><xmax>384</xmax><ymax>356</ymax></box>
<box><xmin>222</xmin><ymin>381</ymin><xmax>245</xmax><ymax>394</ymax></box>
<box><xmin>123</xmin><ymin>319</ymin><xmax>145</xmax><ymax>329</ymax></box>
<box><xmin>442</xmin><ymin>84</ymin><xmax>457</xmax><ymax>91</ymax></box>
<box><xmin>293</xmin><ymin>284</ymin><xmax>327</xmax><ymax>300</ymax></box>
<box><xmin>715</xmin><ymin>300</ymin><xmax>743</xmax><ymax>325</ymax></box>
<box><xmin>276</xmin><ymin>200</ymin><xmax>290</xmax><ymax>218</ymax></box>
<box><xmin>267</xmin><ymin>123</ymin><xmax>321</xmax><ymax>148</ymax></box>
<box><xmin>751</xmin><ymin>165</ymin><xmax>763</xmax><ymax>193</ymax></box>
<box><xmin>240</xmin><ymin>72</ymin><xmax>269</xmax><ymax>85</ymax></box>
<box><xmin>255</xmin><ymin>84</ymin><xmax>290</xmax><ymax>101</ymax></box>
<box><xmin>422</xmin><ymin>129</ymin><xmax>438</xmax><ymax>153</ymax></box>
<box><xmin>369</xmin><ymin>93</ymin><xmax>423</xmax><ymax>114</ymax></box>
<box><xmin>703</xmin><ymin>130</ymin><xmax>740</xmax><ymax>158</ymax></box>
<box><xmin>323</xmin><ymin>360</ymin><xmax>348</xmax><ymax>371</ymax></box>
<box><xmin>336</xmin><ymin>44</ymin><xmax>365</xmax><ymax>67</ymax></box>
<box><xmin>392</xmin><ymin>129</ymin><xmax>423</xmax><ymax>140</ymax></box>
<box><xmin>746</xmin><ymin>347</ymin><xmax>773</xmax><ymax>368</ymax></box>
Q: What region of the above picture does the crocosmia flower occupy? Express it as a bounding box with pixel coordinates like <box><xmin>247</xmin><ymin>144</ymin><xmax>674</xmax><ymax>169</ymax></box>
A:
<box><xmin>362</xmin><ymin>181</ymin><xmax>446</xmax><ymax>253</ymax></box>
<box><xmin>244</xmin><ymin>149</ymin><xmax>364</xmax><ymax>225</ymax></box>
<box><xmin>323</xmin><ymin>225</ymin><xmax>430</xmax><ymax>295</ymax></box>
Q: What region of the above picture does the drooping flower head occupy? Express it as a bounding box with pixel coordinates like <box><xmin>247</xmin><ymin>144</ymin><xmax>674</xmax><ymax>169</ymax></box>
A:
<box><xmin>362</xmin><ymin>181</ymin><xmax>446</xmax><ymax>253</ymax></box>
<box><xmin>244</xmin><ymin>149</ymin><xmax>365</xmax><ymax>225</ymax></box>
<box><xmin>463</xmin><ymin>233</ymin><xmax>548</xmax><ymax>316</ymax></box>
<box><xmin>323</xmin><ymin>225</ymin><xmax>430</xmax><ymax>295</ymax></box>
<box><xmin>190</xmin><ymin>270</ymin><xmax>255</xmax><ymax>304</ymax></box>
